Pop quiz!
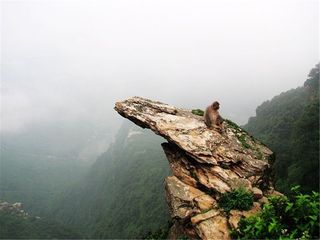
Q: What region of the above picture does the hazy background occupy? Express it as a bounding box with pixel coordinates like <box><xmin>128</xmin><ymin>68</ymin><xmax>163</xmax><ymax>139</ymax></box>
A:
<box><xmin>0</xmin><ymin>2</ymin><xmax>319</xmax><ymax>238</ymax></box>
<box><xmin>1</xmin><ymin>0</ymin><xmax>318</xmax><ymax>137</ymax></box>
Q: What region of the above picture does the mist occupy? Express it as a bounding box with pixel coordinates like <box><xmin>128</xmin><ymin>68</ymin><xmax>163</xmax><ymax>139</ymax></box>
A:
<box><xmin>1</xmin><ymin>0</ymin><xmax>318</xmax><ymax>134</ymax></box>
<box><xmin>0</xmin><ymin>2</ymin><xmax>319</xmax><ymax>237</ymax></box>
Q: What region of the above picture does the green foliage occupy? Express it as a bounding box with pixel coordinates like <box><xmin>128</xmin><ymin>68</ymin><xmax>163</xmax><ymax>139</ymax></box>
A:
<box><xmin>304</xmin><ymin>63</ymin><xmax>319</xmax><ymax>92</ymax></box>
<box><xmin>177</xmin><ymin>235</ymin><xmax>190</xmax><ymax>240</ymax></box>
<box><xmin>244</xmin><ymin>63</ymin><xmax>319</xmax><ymax>193</ymax></box>
<box><xmin>0</xmin><ymin>120</ymin><xmax>102</xmax><ymax>216</ymax></box>
<box><xmin>0</xmin><ymin>212</ymin><xmax>82</xmax><ymax>239</ymax></box>
<box><xmin>191</xmin><ymin>109</ymin><xmax>204</xmax><ymax>116</ymax></box>
<box><xmin>143</xmin><ymin>221</ymin><xmax>172</xmax><ymax>239</ymax></box>
<box><xmin>231</xmin><ymin>186</ymin><xmax>320</xmax><ymax>239</ymax></box>
<box><xmin>143</xmin><ymin>229</ymin><xmax>169</xmax><ymax>240</ymax></box>
<box><xmin>218</xmin><ymin>188</ymin><xmax>254</xmax><ymax>212</ymax></box>
<box><xmin>49</xmin><ymin>122</ymin><xmax>171</xmax><ymax>239</ymax></box>
<box><xmin>237</xmin><ymin>134</ymin><xmax>250</xmax><ymax>149</ymax></box>
<box><xmin>225</xmin><ymin>119</ymin><xmax>241</xmax><ymax>130</ymax></box>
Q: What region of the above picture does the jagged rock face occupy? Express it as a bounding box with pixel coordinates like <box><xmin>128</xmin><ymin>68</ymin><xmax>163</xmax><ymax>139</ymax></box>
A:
<box><xmin>114</xmin><ymin>97</ymin><xmax>276</xmax><ymax>240</ymax></box>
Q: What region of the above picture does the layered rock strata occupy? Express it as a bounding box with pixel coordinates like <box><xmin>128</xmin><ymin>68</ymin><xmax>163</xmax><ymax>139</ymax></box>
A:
<box><xmin>114</xmin><ymin>97</ymin><xmax>277</xmax><ymax>240</ymax></box>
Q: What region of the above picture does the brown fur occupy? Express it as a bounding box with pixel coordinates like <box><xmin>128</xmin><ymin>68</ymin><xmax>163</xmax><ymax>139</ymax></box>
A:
<box><xmin>204</xmin><ymin>101</ymin><xmax>223</xmax><ymax>131</ymax></box>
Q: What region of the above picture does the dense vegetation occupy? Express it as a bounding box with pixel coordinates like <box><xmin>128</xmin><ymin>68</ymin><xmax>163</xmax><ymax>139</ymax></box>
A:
<box><xmin>231</xmin><ymin>186</ymin><xmax>320</xmax><ymax>239</ymax></box>
<box><xmin>0</xmin><ymin>211</ymin><xmax>81</xmax><ymax>239</ymax></box>
<box><xmin>244</xmin><ymin>64</ymin><xmax>319</xmax><ymax>193</ymax></box>
<box><xmin>0</xmin><ymin>120</ymin><xmax>113</xmax><ymax>216</ymax></box>
<box><xmin>219</xmin><ymin>188</ymin><xmax>254</xmax><ymax>212</ymax></box>
<box><xmin>48</xmin><ymin>122</ymin><xmax>171</xmax><ymax>238</ymax></box>
<box><xmin>143</xmin><ymin>221</ymin><xmax>173</xmax><ymax>239</ymax></box>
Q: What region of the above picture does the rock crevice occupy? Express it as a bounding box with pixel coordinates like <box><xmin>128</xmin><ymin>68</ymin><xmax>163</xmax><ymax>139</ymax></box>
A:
<box><xmin>114</xmin><ymin>97</ymin><xmax>277</xmax><ymax>240</ymax></box>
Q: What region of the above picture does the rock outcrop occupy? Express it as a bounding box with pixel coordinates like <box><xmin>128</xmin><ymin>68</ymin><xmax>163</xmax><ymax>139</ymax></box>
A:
<box><xmin>0</xmin><ymin>201</ymin><xmax>28</xmax><ymax>218</ymax></box>
<box><xmin>114</xmin><ymin>97</ymin><xmax>277</xmax><ymax>240</ymax></box>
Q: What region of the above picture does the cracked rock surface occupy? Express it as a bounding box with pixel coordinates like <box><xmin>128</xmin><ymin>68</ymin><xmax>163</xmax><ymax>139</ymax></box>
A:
<box><xmin>115</xmin><ymin>97</ymin><xmax>277</xmax><ymax>239</ymax></box>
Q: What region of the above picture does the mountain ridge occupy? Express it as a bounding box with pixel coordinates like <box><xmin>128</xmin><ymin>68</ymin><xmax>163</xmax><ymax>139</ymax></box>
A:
<box><xmin>244</xmin><ymin>63</ymin><xmax>319</xmax><ymax>193</ymax></box>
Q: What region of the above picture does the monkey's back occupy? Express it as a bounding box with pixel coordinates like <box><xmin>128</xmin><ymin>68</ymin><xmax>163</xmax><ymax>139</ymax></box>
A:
<box><xmin>204</xmin><ymin>106</ymin><xmax>213</xmax><ymax>127</ymax></box>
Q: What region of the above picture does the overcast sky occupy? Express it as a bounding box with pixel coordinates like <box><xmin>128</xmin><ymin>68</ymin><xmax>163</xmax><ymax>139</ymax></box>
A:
<box><xmin>1</xmin><ymin>0</ymin><xmax>319</xmax><ymax>133</ymax></box>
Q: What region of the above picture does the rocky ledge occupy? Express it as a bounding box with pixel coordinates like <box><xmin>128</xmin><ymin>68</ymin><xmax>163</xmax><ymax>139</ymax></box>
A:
<box><xmin>114</xmin><ymin>97</ymin><xmax>279</xmax><ymax>240</ymax></box>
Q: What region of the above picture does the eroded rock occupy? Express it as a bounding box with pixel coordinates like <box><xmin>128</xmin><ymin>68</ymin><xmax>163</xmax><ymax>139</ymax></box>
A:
<box><xmin>191</xmin><ymin>209</ymin><xmax>220</xmax><ymax>225</ymax></box>
<box><xmin>115</xmin><ymin>97</ymin><xmax>273</xmax><ymax>167</ymax></box>
<box><xmin>195</xmin><ymin>214</ymin><xmax>230</xmax><ymax>240</ymax></box>
<box><xmin>165</xmin><ymin>176</ymin><xmax>218</xmax><ymax>221</ymax></box>
<box><xmin>114</xmin><ymin>97</ymin><xmax>276</xmax><ymax>240</ymax></box>
<box><xmin>252</xmin><ymin>187</ymin><xmax>263</xmax><ymax>200</ymax></box>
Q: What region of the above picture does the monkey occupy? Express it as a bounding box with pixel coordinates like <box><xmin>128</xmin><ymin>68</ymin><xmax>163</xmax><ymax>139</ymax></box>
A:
<box><xmin>204</xmin><ymin>101</ymin><xmax>224</xmax><ymax>132</ymax></box>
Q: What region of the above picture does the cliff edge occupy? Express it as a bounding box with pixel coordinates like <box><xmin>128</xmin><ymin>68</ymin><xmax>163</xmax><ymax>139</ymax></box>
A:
<box><xmin>114</xmin><ymin>97</ymin><xmax>278</xmax><ymax>240</ymax></box>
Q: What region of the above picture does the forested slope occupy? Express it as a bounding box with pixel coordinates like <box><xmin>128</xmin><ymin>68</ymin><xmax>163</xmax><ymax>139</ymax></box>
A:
<box><xmin>0</xmin><ymin>201</ymin><xmax>81</xmax><ymax>239</ymax></box>
<box><xmin>244</xmin><ymin>64</ymin><xmax>319</xmax><ymax>193</ymax></box>
<box><xmin>49</xmin><ymin>122</ymin><xmax>171</xmax><ymax>238</ymax></box>
<box><xmin>0</xmin><ymin>120</ymin><xmax>113</xmax><ymax>216</ymax></box>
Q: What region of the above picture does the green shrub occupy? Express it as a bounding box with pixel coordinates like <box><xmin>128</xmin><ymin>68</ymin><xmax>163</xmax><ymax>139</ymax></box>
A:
<box><xmin>225</xmin><ymin>119</ymin><xmax>241</xmax><ymax>130</ymax></box>
<box><xmin>231</xmin><ymin>186</ymin><xmax>320</xmax><ymax>239</ymax></box>
<box><xmin>237</xmin><ymin>134</ymin><xmax>251</xmax><ymax>149</ymax></box>
<box><xmin>218</xmin><ymin>188</ymin><xmax>254</xmax><ymax>212</ymax></box>
<box><xmin>191</xmin><ymin>109</ymin><xmax>204</xmax><ymax>116</ymax></box>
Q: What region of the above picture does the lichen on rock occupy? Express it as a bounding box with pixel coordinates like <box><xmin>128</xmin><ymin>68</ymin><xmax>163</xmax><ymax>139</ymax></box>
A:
<box><xmin>114</xmin><ymin>97</ymin><xmax>276</xmax><ymax>240</ymax></box>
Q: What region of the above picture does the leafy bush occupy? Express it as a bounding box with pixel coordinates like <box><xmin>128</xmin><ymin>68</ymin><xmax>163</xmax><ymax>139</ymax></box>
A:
<box><xmin>191</xmin><ymin>109</ymin><xmax>204</xmax><ymax>116</ymax></box>
<box><xmin>231</xmin><ymin>186</ymin><xmax>320</xmax><ymax>239</ymax></box>
<box><xmin>218</xmin><ymin>188</ymin><xmax>254</xmax><ymax>212</ymax></box>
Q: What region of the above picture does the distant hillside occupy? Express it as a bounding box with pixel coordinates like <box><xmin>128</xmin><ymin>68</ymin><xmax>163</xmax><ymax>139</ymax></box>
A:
<box><xmin>244</xmin><ymin>64</ymin><xmax>319</xmax><ymax>193</ymax></box>
<box><xmin>0</xmin><ymin>119</ymin><xmax>113</xmax><ymax>216</ymax></box>
<box><xmin>0</xmin><ymin>201</ymin><xmax>81</xmax><ymax>239</ymax></box>
<box><xmin>49</xmin><ymin>122</ymin><xmax>171</xmax><ymax>238</ymax></box>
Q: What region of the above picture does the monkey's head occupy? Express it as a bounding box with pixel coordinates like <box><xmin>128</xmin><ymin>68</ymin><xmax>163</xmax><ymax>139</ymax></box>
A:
<box><xmin>211</xmin><ymin>101</ymin><xmax>220</xmax><ymax>110</ymax></box>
